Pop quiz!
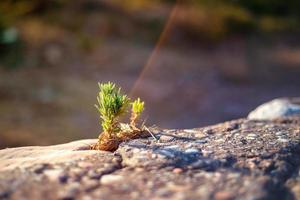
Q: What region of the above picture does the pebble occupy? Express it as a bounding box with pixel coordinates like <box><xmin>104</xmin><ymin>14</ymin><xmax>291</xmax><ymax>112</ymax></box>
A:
<box><xmin>275</xmin><ymin>131</ymin><xmax>287</xmax><ymax>136</ymax></box>
<box><xmin>59</xmin><ymin>183</ymin><xmax>80</xmax><ymax>200</ymax></box>
<box><xmin>190</xmin><ymin>160</ymin><xmax>206</xmax><ymax>169</ymax></box>
<box><xmin>184</xmin><ymin>148</ymin><xmax>200</xmax><ymax>154</ymax></box>
<box><xmin>259</xmin><ymin>160</ymin><xmax>273</xmax><ymax>169</ymax></box>
<box><xmin>184</xmin><ymin>129</ymin><xmax>198</xmax><ymax>134</ymax></box>
<box><xmin>195</xmin><ymin>139</ymin><xmax>207</xmax><ymax>144</ymax></box>
<box><xmin>203</xmin><ymin>128</ymin><xmax>214</xmax><ymax>135</ymax></box>
<box><xmin>159</xmin><ymin>135</ymin><xmax>175</xmax><ymax>142</ymax></box>
<box><xmin>146</xmin><ymin>181</ymin><xmax>154</xmax><ymax>188</ymax></box>
<box><xmin>135</xmin><ymin>167</ymin><xmax>144</xmax><ymax>172</ymax></box>
<box><xmin>173</xmin><ymin>168</ymin><xmax>183</xmax><ymax>174</ymax></box>
<box><xmin>246</xmin><ymin>133</ymin><xmax>258</xmax><ymax>140</ymax></box>
<box><xmin>133</xmin><ymin>149</ymin><xmax>141</xmax><ymax>154</ymax></box>
<box><xmin>157</xmin><ymin>149</ymin><xmax>176</xmax><ymax>158</ymax></box>
<box><xmin>241</xmin><ymin>123</ymin><xmax>254</xmax><ymax>129</ymax></box>
<box><xmin>100</xmin><ymin>175</ymin><xmax>124</xmax><ymax>185</ymax></box>
<box><xmin>247</xmin><ymin>133</ymin><xmax>258</xmax><ymax>138</ymax></box>
<box><xmin>129</xmin><ymin>192</ymin><xmax>139</xmax><ymax>199</ymax></box>
<box><xmin>215</xmin><ymin>138</ymin><xmax>225</xmax><ymax>143</ymax></box>
<box><xmin>33</xmin><ymin>163</ymin><xmax>50</xmax><ymax>174</ymax></box>
<box><xmin>227</xmin><ymin>173</ymin><xmax>241</xmax><ymax>179</ymax></box>
<box><xmin>195</xmin><ymin>132</ymin><xmax>206</xmax><ymax>138</ymax></box>
<box><xmin>214</xmin><ymin>191</ymin><xmax>234</xmax><ymax>200</ymax></box>
<box><xmin>202</xmin><ymin>150</ymin><xmax>213</xmax><ymax>156</ymax></box>
<box><xmin>151</xmin><ymin>154</ymin><xmax>158</xmax><ymax>159</ymax></box>
<box><xmin>172</xmin><ymin>191</ymin><xmax>187</xmax><ymax>200</ymax></box>
<box><xmin>185</xmin><ymin>143</ymin><xmax>194</xmax><ymax>148</ymax></box>
<box><xmin>112</xmin><ymin>157</ymin><xmax>121</xmax><ymax>163</ymax></box>
<box><xmin>156</xmin><ymin>188</ymin><xmax>172</xmax><ymax>197</ymax></box>
<box><xmin>81</xmin><ymin>196</ymin><xmax>93</xmax><ymax>200</ymax></box>
<box><xmin>44</xmin><ymin>169</ymin><xmax>65</xmax><ymax>182</ymax></box>
<box><xmin>259</xmin><ymin>151</ymin><xmax>271</xmax><ymax>158</ymax></box>
<box><xmin>77</xmin><ymin>162</ymin><xmax>93</xmax><ymax>169</ymax></box>
<box><xmin>196</xmin><ymin>187</ymin><xmax>211</xmax><ymax>199</ymax></box>
<box><xmin>164</xmin><ymin>145</ymin><xmax>180</xmax><ymax>150</ymax></box>
<box><xmin>240</xmin><ymin>139</ymin><xmax>247</xmax><ymax>145</ymax></box>
<box><xmin>70</xmin><ymin>168</ymin><xmax>85</xmax><ymax>177</ymax></box>
<box><xmin>225</xmin><ymin>123</ymin><xmax>239</xmax><ymax>131</ymax></box>
<box><xmin>277</xmin><ymin>138</ymin><xmax>289</xmax><ymax>143</ymax></box>
<box><xmin>59</xmin><ymin>174</ymin><xmax>69</xmax><ymax>184</ymax></box>
<box><xmin>87</xmin><ymin>170</ymin><xmax>102</xmax><ymax>179</ymax></box>
<box><xmin>83</xmin><ymin>179</ymin><xmax>99</xmax><ymax>192</ymax></box>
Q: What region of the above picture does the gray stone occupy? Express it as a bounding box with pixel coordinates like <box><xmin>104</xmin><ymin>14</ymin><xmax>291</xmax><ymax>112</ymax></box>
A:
<box><xmin>0</xmin><ymin>117</ymin><xmax>300</xmax><ymax>200</ymax></box>
<box><xmin>184</xmin><ymin>148</ymin><xmax>200</xmax><ymax>155</ymax></box>
<box><xmin>248</xmin><ymin>97</ymin><xmax>300</xmax><ymax>120</ymax></box>
<box><xmin>44</xmin><ymin>169</ymin><xmax>66</xmax><ymax>181</ymax></box>
<box><xmin>100</xmin><ymin>175</ymin><xmax>124</xmax><ymax>185</ymax></box>
<box><xmin>58</xmin><ymin>183</ymin><xmax>80</xmax><ymax>200</ymax></box>
<box><xmin>277</xmin><ymin>138</ymin><xmax>289</xmax><ymax>143</ymax></box>
<box><xmin>159</xmin><ymin>135</ymin><xmax>175</xmax><ymax>142</ymax></box>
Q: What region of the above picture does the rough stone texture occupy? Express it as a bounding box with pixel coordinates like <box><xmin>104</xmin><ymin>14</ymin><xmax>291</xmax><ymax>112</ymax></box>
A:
<box><xmin>248</xmin><ymin>98</ymin><xmax>300</xmax><ymax>120</ymax></box>
<box><xmin>0</xmin><ymin>117</ymin><xmax>300</xmax><ymax>200</ymax></box>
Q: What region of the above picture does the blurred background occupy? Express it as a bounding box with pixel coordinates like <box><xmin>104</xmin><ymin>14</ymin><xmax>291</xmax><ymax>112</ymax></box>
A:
<box><xmin>0</xmin><ymin>0</ymin><xmax>300</xmax><ymax>148</ymax></box>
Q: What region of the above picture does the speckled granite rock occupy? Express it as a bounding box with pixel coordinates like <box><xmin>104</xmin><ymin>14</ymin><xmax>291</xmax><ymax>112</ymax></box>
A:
<box><xmin>0</xmin><ymin>117</ymin><xmax>300</xmax><ymax>200</ymax></box>
<box><xmin>248</xmin><ymin>98</ymin><xmax>300</xmax><ymax>120</ymax></box>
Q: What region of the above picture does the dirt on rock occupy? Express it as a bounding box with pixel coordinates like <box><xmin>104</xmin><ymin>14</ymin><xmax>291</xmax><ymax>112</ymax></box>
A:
<box><xmin>0</xmin><ymin>117</ymin><xmax>300</xmax><ymax>200</ymax></box>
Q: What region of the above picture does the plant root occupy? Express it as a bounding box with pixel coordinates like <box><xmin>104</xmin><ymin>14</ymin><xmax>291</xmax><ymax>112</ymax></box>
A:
<box><xmin>91</xmin><ymin>124</ymin><xmax>156</xmax><ymax>152</ymax></box>
<box><xmin>91</xmin><ymin>132</ymin><xmax>121</xmax><ymax>151</ymax></box>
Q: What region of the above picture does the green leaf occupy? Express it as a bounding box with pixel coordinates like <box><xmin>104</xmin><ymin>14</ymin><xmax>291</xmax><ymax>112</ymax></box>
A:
<box><xmin>132</xmin><ymin>98</ymin><xmax>144</xmax><ymax>115</ymax></box>
<box><xmin>95</xmin><ymin>82</ymin><xmax>130</xmax><ymax>133</ymax></box>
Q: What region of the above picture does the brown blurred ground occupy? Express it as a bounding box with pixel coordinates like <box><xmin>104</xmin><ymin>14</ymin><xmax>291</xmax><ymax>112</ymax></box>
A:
<box><xmin>0</xmin><ymin>0</ymin><xmax>299</xmax><ymax>148</ymax></box>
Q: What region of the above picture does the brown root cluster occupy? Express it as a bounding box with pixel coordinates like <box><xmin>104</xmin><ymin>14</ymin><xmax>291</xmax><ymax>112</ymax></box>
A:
<box><xmin>91</xmin><ymin>125</ymin><xmax>146</xmax><ymax>151</ymax></box>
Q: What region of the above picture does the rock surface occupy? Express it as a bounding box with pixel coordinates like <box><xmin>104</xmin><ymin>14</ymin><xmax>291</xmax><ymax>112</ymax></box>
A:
<box><xmin>248</xmin><ymin>98</ymin><xmax>300</xmax><ymax>120</ymax></box>
<box><xmin>0</xmin><ymin>117</ymin><xmax>300</xmax><ymax>200</ymax></box>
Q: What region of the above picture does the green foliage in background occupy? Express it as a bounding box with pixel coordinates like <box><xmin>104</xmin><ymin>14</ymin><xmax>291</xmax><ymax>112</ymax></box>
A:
<box><xmin>187</xmin><ymin>0</ymin><xmax>300</xmax><ymax>33</ymax></box>
<box><xmin>0</xmin><ymin>0</ymin><xmax>70</xmax><ymax>69</ymax></box>
<box><xmin>1</xmin><ymin>0</ymin><xmax>299</xmax><ymax>36</ymax></box>
<box><xmin>0</xmin><ymin>0</ymin><xmax>299</xmax><ymax>69</ymax></box>
<box><xmin>0</xmin><ymin>0</ymin><xmax>35</xmax><ymax>68</ymax></box>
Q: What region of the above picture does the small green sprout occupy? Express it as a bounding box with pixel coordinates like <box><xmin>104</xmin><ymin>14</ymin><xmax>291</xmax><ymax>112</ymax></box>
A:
<box><xmin>95</xmin><ymin>82</ymin><xmax>129</xmax><ymax>134</ymax></box>
<box><xmin>93</xmin><ymin>82</ymin><xmax>154</xmax><ymax>151</ymax></box>
<box><xmin>132</xmin><ymin>98</ymin><xmax>145</xmax><ymax>115</ymax></box>
<box><xmin>130</xmin><ymin>98</ymin><xmax>145</xmax><ymax>127</ymax></box>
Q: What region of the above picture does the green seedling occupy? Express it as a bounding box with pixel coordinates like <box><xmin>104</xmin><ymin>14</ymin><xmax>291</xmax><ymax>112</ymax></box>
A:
<box><xmin>92</xmin><ymin>82</ymin><xmax>154</xmax><ymax>151</ymax></box>
<box><xmin>95</xmin><ymin>82</ymin><xmax>129</xmax><ymax>135</ymax></box>
<box><xmin>130</xmin><ymin>98</ymin><xmax>145</xmax><ymax>127</ymax></box>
